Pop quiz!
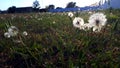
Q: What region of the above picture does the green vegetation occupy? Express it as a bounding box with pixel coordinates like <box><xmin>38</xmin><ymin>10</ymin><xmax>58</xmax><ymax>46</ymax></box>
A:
<box><xmin>0</xmin><ymin>10</ymin><xmax>120</xmax><ymax>68</ymax></box>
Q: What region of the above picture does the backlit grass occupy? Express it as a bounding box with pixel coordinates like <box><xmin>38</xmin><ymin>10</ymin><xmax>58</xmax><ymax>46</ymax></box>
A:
<box><xmin>0</xmin><ymin>10</ymin><xmax>120</xmax><ymax>68</ymax></box>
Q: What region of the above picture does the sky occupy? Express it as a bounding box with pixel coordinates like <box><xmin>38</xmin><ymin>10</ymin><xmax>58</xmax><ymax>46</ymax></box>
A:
<box><xmin>0</xmin><ymin>0</ymin><xmax>101</xmax><ymax>10</ymax></box>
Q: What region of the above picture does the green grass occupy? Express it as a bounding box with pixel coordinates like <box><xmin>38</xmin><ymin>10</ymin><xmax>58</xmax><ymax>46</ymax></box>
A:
<box><xmin>0</xmin><ymin>10</ymin><xmax>120</xmax><ymax>68</ymax></box>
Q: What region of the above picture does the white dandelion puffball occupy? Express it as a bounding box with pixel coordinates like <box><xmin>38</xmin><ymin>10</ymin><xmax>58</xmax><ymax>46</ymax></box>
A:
<box><xmin>73</xmin><ymin>17</ymin><xmax>84</xmax><ymax>29</ymax></box>
<box><xmin>8</xmin><ymin>26</ymin><xmax>19</xmax><ymax>36</ymax></box>
<box><xmin>23</xmin><ymin>31</ymin><xmax>28</xmax><ymax>36</ymax></box>
<box><xmin>4</xmin><ymin>32</ymin><xmax>11</xmax><ymax>38</ymax></box>
<box><xmin>88</xmin><ymin>12</ymin><xmax>107</xmax><ymax>27</ymax></box>
<box><xmin>68</xmin><ymin>12</ymin><xmax>74</xmax><ymax>18</ymax></box>
<box><xmin>88</xmin><ymin>12</ymin><xmax>107</xmax><ymax>32</ymax></box>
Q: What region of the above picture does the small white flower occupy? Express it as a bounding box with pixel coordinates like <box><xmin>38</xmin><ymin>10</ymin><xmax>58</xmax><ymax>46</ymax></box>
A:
<box><xmin>4</xmin><ymin>32</ymin><xmax>11</xmax><ymax>38</ymax></box>
<box><xmin>73</xmin><ymin>17</ymin><xmax>84</xmax><ymax>29</ymax></box>
<box><xmin>23</xmin><ymin>31</ymin><xmax>28</xmax><ymax>36</ymax></box>
<box><xmin>88</xmin><ymin>12</ymin><xmax>107</xmax><ymax>32</ymax></box>
<box><xmin>68</xmin><ymin>12</ymin><xmax>74</xmax><ymax>18</ymax></box>
<box><xmin>8</xmin><ymin>26</ymin><xmax>19</xmax><ymax>36</ymax></box>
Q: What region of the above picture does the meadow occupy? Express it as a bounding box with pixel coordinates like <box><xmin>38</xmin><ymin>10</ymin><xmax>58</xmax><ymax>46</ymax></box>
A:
<box><xmin>0</xmin><ymin>9</ymin><xmax>120</xmax><ymax>68</ymax></box>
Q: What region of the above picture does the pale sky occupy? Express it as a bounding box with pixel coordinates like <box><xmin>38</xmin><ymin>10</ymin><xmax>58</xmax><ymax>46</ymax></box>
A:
<box><xmin>0</xmin><ymin>0</ymin><xmax>101</xmax><ymax>10</ymax></box>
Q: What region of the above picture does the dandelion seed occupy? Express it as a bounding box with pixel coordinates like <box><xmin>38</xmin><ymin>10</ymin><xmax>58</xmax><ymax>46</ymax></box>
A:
<box><xmin>68</xmin><ymin>12</ymin><xmax>74</xmax><ymax>18</ymax></box>
<box><xmin>88</xmin><ymin>12</ymin><xmax>107</xmax><ymax>32</ymax></box>
<box><xmin>8</xmin><ymin>26</ymin><xmax>19</xmax><ymax>36</ymax></box>
<box><xmin>23</xmin><ymin>31</ymin><xmax>28</xmax><ymax>36</ymax></box>
<box><xmin>4</xmin><ymin>32</ymin><xmax>11</xmax><ymax>38</ymax></box>
<box><xmin>73</xmin><ymin>17</ymin><xmax>84</xmax><ymax>29</ymax></box>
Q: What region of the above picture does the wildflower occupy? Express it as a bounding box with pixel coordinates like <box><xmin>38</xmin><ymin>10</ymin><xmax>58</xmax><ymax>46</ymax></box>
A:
<box><xmin>68</xmin><ymin>12</ymin><xmax>74</xmax><ymax>18</ymax></box>
<box><xmin>73</xmin><ymin>17</ymin><xmax>84</xmax><ymax>29</ymax></box>
<box><xmin>23</xmin><ymin>31</ymin><xmax>28</xmax><ymax>36</ymax></box>
<box><xmin>88</xmin><ymin>12</ymin><xmax>107</xmax><ymax>32</ymax></box>
<box><xmin>8</xmin><ymin>26</ymin><xmax>19</xmax><ymax>36</ymax></box>
<box><xmin>4</xmin><ymin>32</ymin><xmax>11</xmax><ymax>38</ymax></box>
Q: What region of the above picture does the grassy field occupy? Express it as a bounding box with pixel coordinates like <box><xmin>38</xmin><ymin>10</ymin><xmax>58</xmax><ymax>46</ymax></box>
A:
<box><xmin>0</xmin><ymin>9</ymin><xmax>120</xmax><ymax>68</ymax></box>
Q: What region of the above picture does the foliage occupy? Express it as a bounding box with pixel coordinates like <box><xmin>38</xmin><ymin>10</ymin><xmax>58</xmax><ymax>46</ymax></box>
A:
<box><xmin>7</xmin><ymin>6</ymin><xmax>16</xmax><ymax>13</ymax></box>
<box><xmin>66</xmin><ymin>2</ymin><xmax>76</xmax><ymax>8</ymax></box>
<box><xmin>33</xmin><ymin>0</ymin><xmax>40</xmax><ymax>9</ymax></box>
<box><xmin>46</xmin><ymin>4</ymin><xmax>55</xmax><ymax>10</ymax></box>
<box><xmin>0</xmin><ymin>10</ymin><xmax>120</xmax><ymax>68</ymax></box>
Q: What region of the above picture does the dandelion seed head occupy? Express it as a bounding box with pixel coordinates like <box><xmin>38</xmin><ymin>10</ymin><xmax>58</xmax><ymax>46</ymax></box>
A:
<box><xmin>68</xmin><ymin>12</ymin><xmax>74</xmax><ymax>18</ymax></box>
<box><xmin>4</xmin><ymin>32</ymin><xmax>11</xmax><ymax>38</ymax></box>
<box><xmin>88</xmin><ymin>12</ymin><xmax>107</xmax><ymax>27</ymax></box>
<box><xmin>73</xmin><ymin>17</ymin><xmax>84</xmax><ymax>29</ymax></box>
<box><xmin>88</xmin><ymin>12</ymin><xmax>107</xmax><ymax>32</ymax></box>
<box><xmin>23</xmin><ymin>31</ymin><xmax>28</xmax><ymax>36</ymax></box>
<box><xmin>8</xmin><ymin>26</ymin><xmax>19</xmax><ymax>36</ymax></box>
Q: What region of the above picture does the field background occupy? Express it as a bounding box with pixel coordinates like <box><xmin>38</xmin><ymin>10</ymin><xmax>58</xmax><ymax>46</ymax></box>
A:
<box><xmin>0</xmin><ymin>9</ymin><xmax>120</xmax><ymax>68</ymax></box>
